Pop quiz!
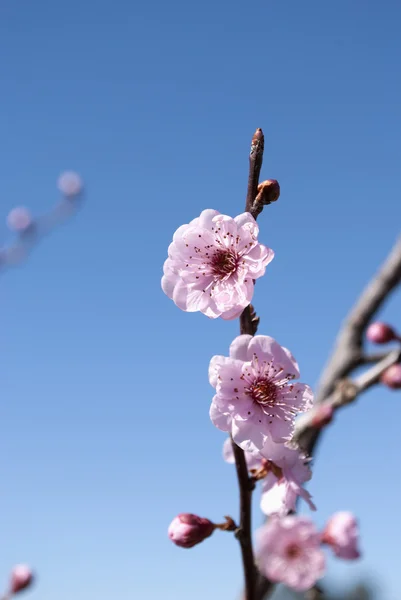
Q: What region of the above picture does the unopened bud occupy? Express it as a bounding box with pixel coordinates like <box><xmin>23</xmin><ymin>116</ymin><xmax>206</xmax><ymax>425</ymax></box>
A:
<box><xmin>256</xmin><ymin>179</ymin><xmax>280</xmax><ymax>205</ymax></box>
<box><xmin>311</xmin><ymin>404</ymin><xmax>334</xmax><ymax>429</ymax></box>
<box><xmin>10</xmin><ymin>565</ymin><xmax>34</xmax><ymax>594</ymax></box>
<box><xmin>57</xmin><ymin>171</ymin><xmax>83</xmax><ymax>197</ymax></box>
<box><xmin>381</xmin><ymin>364</ymin><xmax>401</xmax><ymax>389</ymax></box>
<box><xmin>6</xmin><ymin>208</ymin><xmax>32</xmax><ymax>233</ymax></box>
<box><xmin>168</xmin><ymin>513</ymin><xmax>215</xmax><ymax>548</ymax></box>
<box><xmin>366</xmin><ymin>322</ymin><xmax>396</xmax><ymax>344</ymax></box>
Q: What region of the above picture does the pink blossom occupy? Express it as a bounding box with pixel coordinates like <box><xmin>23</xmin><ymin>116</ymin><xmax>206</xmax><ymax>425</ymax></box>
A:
<box><xmin>161</xmin><ymin>210</ymin><xmax>274</xmax><ymax>319</ymax></box>
<box><xmin>222</xmin><ymin>437</ymin><xmax>264</xmax><ymax>471</ymax></box>
<box><xmin>10</xmin><ymin>565</ymin><xmax>34</xmax><ymax>594</ymax></box>
<box><xmin>222</xmin><ymin>438</ymin><xmax>315</xmax><ymax>515</ymax></box>
<box><xmin>366</xmin><ymin>322</ymin><xmax>396</xmax><ymax>344</ymax></box>
<box><xmin>7</xmin><ymin>207</ymin><xmax>32</xmax><ymax>232</ymax></box>
<box><xmin>57</xmin><ymin>171</ymin><xmax>83</xmax><ymax>196</ymax></box>
<box><xmin>322</xmin><ymin>512</ymin><xmax>361</xmax><ymax>560</ymax></box>
<box><xmin>257</xmin><ymin>516</ymin><xmax>325</xmax><ymax>592</ymax></box>
<box><xmin>209</xmin><ymin>335</ymin><xmax>313</xmax><ymax>450</ymax></box>
<box><xmin>168</xmin><ymin>513</ymin><xmax>215</xmax><ymax>548</ymax></box>
<box><xmin>259</xmin><ymin>438</ymin><xmax>316</xmax><ymax>515</ymax></box>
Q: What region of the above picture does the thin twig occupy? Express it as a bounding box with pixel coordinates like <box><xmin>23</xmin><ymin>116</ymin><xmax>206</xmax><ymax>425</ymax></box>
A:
<box><xmin>234</xmin><ymin>128</ymin><xmax>277</xmax><ymax>600</ymax></box>
<box><xmin>231</xmin><ymin>437</ymin><xmax>256</xmax><ymax>599</ymax></box>
<box><xmin>295</xmin><ymin>348</ymin><xmax>401</xmax><ymax>443</ymax></box>
<box><xmin>297</xmin><ymin>235</ymin><xmax>401</xmax><ymax>458</ymax></box>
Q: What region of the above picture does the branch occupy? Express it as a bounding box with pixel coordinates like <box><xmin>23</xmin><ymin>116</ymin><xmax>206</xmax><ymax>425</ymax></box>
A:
<box><xmin>235</xmin><ymin>128</ymin><xmax>276</xmax><ymax>600</ymax></box>
<box><xmin>0</xmin><ymin>173</ymin><xmax>83</xmax><ymax>274</ymax></box>
<box><xmin>297</xmin><ymin>235</ymin><xmax>401</xmax><ymax>457</ymax></box>
<box><xmin>295</xmin><ymin>348</ymin><xmax>401</xmax><ymax>443</ymax></box>
<box><xmin>231</xmin><ymin>437</ymin><xmax>256</xmax><ymax>599</ymax></box>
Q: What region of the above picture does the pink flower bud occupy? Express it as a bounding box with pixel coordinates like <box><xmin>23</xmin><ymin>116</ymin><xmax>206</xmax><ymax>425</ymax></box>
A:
<box><xmin>57</xmin><ymin>171</ymin><xmax>83</xmax><ymax>197</ymax></box>
<box><xmin>168</xmin><ymin>513</ymin><xmax>215</xmax><ymax>548</ymax></box>
<box><xmin>10</xmin><ymin>565</ymin><xmax>34</xmax><ymax>594</ymax></box>
<box><xmin>366</xmin><ymin>322</ymin><xmax>396</xmax><ymax>344</ymax></box>
<box><xmin>6</xmin><ymin>208</ymin><xmax>32</xmax><ymax>232</ymax></box>
<box><xmin>322</xmin><ymin>512</ymin><xmax>360</xmax><ymax>560</ymax></box>
<box><xmin>381</xmin><ymin>364</ymin><xmax>401</xmax><ymax>389</ymax></box>
<box><xmin>311</xmin><ymin>404</ymin><xmax>334</xmax><ymax>429</ymax></box>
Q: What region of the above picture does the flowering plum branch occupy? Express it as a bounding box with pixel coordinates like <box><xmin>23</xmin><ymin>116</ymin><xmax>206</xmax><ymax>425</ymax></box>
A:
<box><xmin>162</xmin><ymin>129</ymin><xmax>374</xmax><ymax>600</ymax></box>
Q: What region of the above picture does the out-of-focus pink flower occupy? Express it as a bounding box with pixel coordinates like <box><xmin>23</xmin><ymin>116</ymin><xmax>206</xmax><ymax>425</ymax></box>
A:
<box><xmin>10</xmin><ymin>565</ymin><xmax>34</xmax><ymax>594</ymax></box>
<box><xmin>6</xmin><ymin>208</ymin><xmax>32</xmax><ymax>232</ymax></box>
<box><xmin>381</xmin><ymin>364</ymin><xmax>401</xmax><ymax>389</ymax></box>
<box><xmin>57</xmin><ymin>171</ymin><xmax>83</xmax><ymax>197</ymax></box>
<box><xmin>222</xmin><ymin>437</ymin><xmax>264</xmax><ymax>471</ymax></box>
<box><xmin>222</xmin><ymin>437</ymin><xmax>315</xmax><ymax>515</ymax></box>
<box><xmin>366</xmin><ymin>322</ymin><xmax>396</xmax><ymax>344</ymax></box>
<box><xmin>322</xmin><ymin>512</ymin><xmax>361</xmax><ymax>560</ymax></box>
<box><xmin>259</xmin><ymin>438</ymin><xmax>316</xmax><ymax>515</ymax></box>
<box><xmin>311</xmin><ymin>403</ymin><xmax>334</xmax><ymax>429</ymax></box>
<box><xmin>168</xmin><ymin>513</ymin><xmax>214</xmax><ymax>548</ymax></box>
<box><xmin>161</xmin><ymin>210</ymin><xmax>274</xmax><ymax>319</ymax></box>
<box><xmin>209</xmin><ymin>334</ymin><xmax>313</xmax><ymax>450</ymax></box>
<box><xmin>257</xmin><ymin>516</ymin><xmax>325</xmax><ymax>592</ymax></box>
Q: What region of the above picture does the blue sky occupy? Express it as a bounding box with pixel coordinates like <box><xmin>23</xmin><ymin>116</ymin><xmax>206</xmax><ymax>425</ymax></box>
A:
<box><xmin>0</xmin><ymin>0</ymin><xmax>400</xmax><ymax>598</ymax></box>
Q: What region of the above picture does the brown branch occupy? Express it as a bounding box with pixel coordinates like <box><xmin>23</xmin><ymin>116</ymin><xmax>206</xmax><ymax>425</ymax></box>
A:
<box><xmin>231</xmin><ymin>437</ymin><xmax>256</xmax><ymax>599</ymax></box>
<box><xmin>245</xmin><ymin>128</ymin><xmax>264</xmax><ymax>214</ymax></box>
<box><xmin>234</xmin><ymin>128</ymin><xmax>276</xmax><ymax>600</ymax></box>
<box><xmin>296</xmin><ymin>235</ymin><xmax>401</xmax><ymax>458</ymax></box>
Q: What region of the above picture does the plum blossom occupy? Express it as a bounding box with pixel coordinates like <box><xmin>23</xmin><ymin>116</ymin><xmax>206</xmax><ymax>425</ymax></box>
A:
<box><xmin>168</xmin><ymin>513</ymin><xmax>214</xmax><ymax>548</ymax></box>
<box><xmin>57</xmin><ymin>171</ymin><xmax>83</xmax><ymax>197</ymax></box>
<box><xmin>259</xmin><ymin>438</ymin><xmax>315</xmax><ymax>515</ymax></box>
<box><xmin>322</xmin><ymin>512</ymin><xmax>361</xmax><ymax>560</ymax></box>
<box><xmin>222</xmin><ymin>437</ymin><xmax>263</xmax><ymax>471</ymax></box>
<box><xmin>7</xmin><ymin>207</ymin><xmax>32</xmax><ymax>232</ymax></box>
<box><xmin>257</xmin><ymin>515</ymin><xmax>325</xmax><ymax>592</ymax></box>
<box><xmin>161</xmin><ymin>210</ymin><xmax>274</xmax><ymax>319</ymax></box>
<box><xmin>210</xmin><ymin>335</ymin><xmax>313</xmax><ymax>450</ymax></box>
<box><xmin>222</xmin><ymin>437</ymin><xmax>315</xmax><ymax>515</ymax></box>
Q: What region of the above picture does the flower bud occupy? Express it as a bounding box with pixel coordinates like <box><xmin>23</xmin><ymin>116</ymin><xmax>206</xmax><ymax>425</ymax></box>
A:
<box><xmin>311</xmin><ymin>404</ymin><xmax>334</xmax><ymax>429</ymax></box>
<box><xmin>321</xmin><ymin>512</ymin><xmax>360</xmax><ymax>560</ymax></box>
<box><xmin>256</xmin><ymin>179</ymin><xmax>280</xmax><ymax>205</ymax></box>
<box><xmin>168</xmin><ymin>513</ymin><xmax>215</xmax><ymax>548</ymax></box>
<box><xmin>10</xmin><ymin>565</ymin><xmax>34</xmax><ymax>594</ymax></box>
<box><xmin>366</xmin><ymin>322</ymin><xmax>396</xmax><ymax>344</ymax></box>
<box><xmin>57</xmin><ymin>171</ymin><xmax>83</xmax><ymax>197</ymax></box>
<box><xmin>381</xmin><ymin>364</ymin><xmax>401</xmax><ymax>389</ymax></box>
<box><xmin>6</xmin><ymin>208</ymin><xmax>32</xmax><ymax>232</ymax></box>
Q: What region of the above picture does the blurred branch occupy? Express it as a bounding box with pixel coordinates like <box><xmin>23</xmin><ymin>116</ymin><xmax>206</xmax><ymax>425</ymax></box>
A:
<box><xmin>0</xmin><ymin>173</ymin><xmax>83</xmax><ymax>273</ymax></box>
<box><xmin>296</xmin><ymin>235</ymin><xmax>401</xmax><ymax>457</ymax></box>
<box><xmin>295</xmin><ymin>348</ymin><xmax>401</xmax><ymax>442</ymax></box>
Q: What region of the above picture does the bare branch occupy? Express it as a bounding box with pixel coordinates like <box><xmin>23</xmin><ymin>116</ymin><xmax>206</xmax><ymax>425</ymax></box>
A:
<box><xmin>0</xmin><ymin>179</ymin><xmax>83</xmax><ymax>274</ymax></box>
<box><xmin>297</xmin><ymin>235</ymin><xmax>401</xmax><ymax>457</ymax></box>
<box><xmin>295</xmin><ymin>349</ymin><xmax>401</xmax><ymax>444</ymax></box>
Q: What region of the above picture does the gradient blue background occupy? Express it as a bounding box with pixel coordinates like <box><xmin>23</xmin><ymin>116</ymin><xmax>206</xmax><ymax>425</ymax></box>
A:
<box><xmin>1</xmin><ymin>1</ymin><xmax>400</xmax><ymax>598</ymax></box>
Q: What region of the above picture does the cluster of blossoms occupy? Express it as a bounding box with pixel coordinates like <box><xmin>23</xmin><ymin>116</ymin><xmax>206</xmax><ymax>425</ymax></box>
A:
<box><xmin>163</xmin><ymin>207</ymin><xmax>361</xmax><ymax>593</ymax></box>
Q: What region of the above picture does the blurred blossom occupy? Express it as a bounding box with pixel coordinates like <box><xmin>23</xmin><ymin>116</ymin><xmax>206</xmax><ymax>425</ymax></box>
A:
<box><xmin>6</xmin><ymin>207</ymin><xmax>32</xmax><ymax>232</ymax></box>
<box><xmin>57</xmin><ymin>171</ymin><xmax>83</xmax><ymax>197</ymax></box>
<box><xmin>10</xmin><ymin>565</ymin><xmax>34</xmax><ymax>594</ymax></box>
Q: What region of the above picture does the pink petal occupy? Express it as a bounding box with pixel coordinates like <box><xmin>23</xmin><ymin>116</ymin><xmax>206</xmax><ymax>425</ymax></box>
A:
<box><xmin>248</xmin><ymin>336</ymin><xmax>300</xmax><ymax>379</ymax></box>
<box><xmin>229</xmin><ymin>335</ymin><xmax>253</xmax><ymax>361</ymax></box>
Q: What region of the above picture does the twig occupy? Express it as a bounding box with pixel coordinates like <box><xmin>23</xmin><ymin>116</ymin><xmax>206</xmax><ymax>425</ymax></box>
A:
<box><xmin>295</xmin><ymin>348</ymin><xmax>401</xmax><ymax>443</ymax></box>
<box><xmin>231</xmin><ymin>437</ymin><xmax>256</xmax><ymax>599</ymax></box>
<box><xmin>297</xmin><ymin>235</ymin><xmax>401</xmax><ymax>458</ymax></box>
<box><xmin>0</xmin><ymin>188</ymin><xmax>83</xmax><ymax>273</ymax></box>
<box><xmin>234</xmin><ymin>128</ymin><xmax>277</xmax><ymax>600</ymax></box>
